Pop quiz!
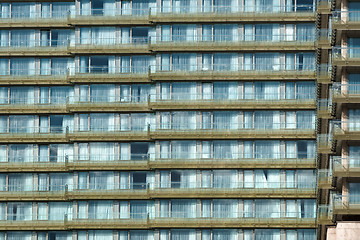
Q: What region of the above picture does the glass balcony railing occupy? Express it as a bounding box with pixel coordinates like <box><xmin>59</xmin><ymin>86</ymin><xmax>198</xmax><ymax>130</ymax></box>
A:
<box><xmin>317</xmin><ymin>169</ymin><xmax>333</xmax><ymax>188</ymax></box>
<box><xmin>317</xmin><ymin>99</ymin><xmax>333</xmax><ymax>117</ymax></box>
<box><xmin>0</xmin><ymin>39</ymin><xmax>69</xmax><ymax>49</ymax></box>
<box><xmin>317</xmin><ymin>29</ymin><xmax>331</xmax><ymax>44</ymax></box>
<box><xmin>0</xmin><ymin>64</ymin><xmax>316</xmax><ymax>78</ymax></box>
<box><xmin>0</xmin><ymin>10</ymin><xmax>71</xmax><ymax>19</ymax></box>
<box><xmin>155</xmin><ymin>63</ymin><xmax>315</xmax><ymax>72</ymax></box>
<box><xmin>150</xmin><ymin>93</ymin><xmax>315</xmax><ymax>102</ymax></box>
<box><xmin>332</xmin><ymin>120</ymin><xmax>360</xmax><ymax>133</ymax></box>
<box><xmin>0</xmin><ymin>123</ymin><xmax>315</xmax><ymax>135</ymax></box>
<box><xmin>0</xmin><ymin>35</ymin><xmax>316</xmax><ymax>51</ymax></box>
<box><xmin>333</xmin><ymin>11</ymin><xmax>360</xmax><ymax>24</ymax></box>
<box><xmin>0</xmin><ymin>181</ymin><xmax>316</xmax><ymax>192</ymax></box>
<box><xmin>317</xmin><ymin>134</ymin><xmax>334</xmax><ymax>153</ymax></box>
<box><xmin>332</xmin><ymin>83</ymin><xmax>360</xmax><ymax>97</ymax></box>
<box><xmin>0</xmin><ymin>211</ymin><xmax>316</xmax><ymax>222</ymax></box>
<box><xmin>0</xmin><ymin>153</ymin><xmax>315</xmax><ymax>165</ymax></box>
<box><xmin>152</xmin><ymin>5</ymin><xmax>315</xmax><ymax>14</ymax></box>
<box><xmin>332</xmin><ymin>156</ymin><xmax>360</xmax><ymax>173</ymax></box>
<box><xmin>333</xmin><ymin>47</ymin><xmax>360</xmax><ymax>60</ymax></box>
<box><xmin>317</xmin><ymin>204</ymin><xmax>333</xmax><ymax>223</ymax></box>
<box><xmin>151</xmin><ymin>34</ymin><xmax>316</xmax><ymax>43</ymax></box>
<box><xmin>333</xmin><ymin>194</ymin><xmax>360</xmax><ymax>213</ymax></box>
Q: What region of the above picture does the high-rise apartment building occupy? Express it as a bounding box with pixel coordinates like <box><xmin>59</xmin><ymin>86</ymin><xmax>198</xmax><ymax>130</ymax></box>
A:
<box><xmin>0</xmin><ymin>0</ymin><xmax>323</xmax><ymax>239</ymax></box>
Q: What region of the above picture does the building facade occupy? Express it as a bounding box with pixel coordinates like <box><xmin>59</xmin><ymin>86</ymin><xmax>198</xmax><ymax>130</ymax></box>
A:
<box><xmin>0</xmin><ymin>0</ymin><xmax>322</xmax><ymax>239</ymax></box>
<box><xmin>318</xmin><ymin>0</ymin><xmax>360</xmax><ymax>239</ymax></box>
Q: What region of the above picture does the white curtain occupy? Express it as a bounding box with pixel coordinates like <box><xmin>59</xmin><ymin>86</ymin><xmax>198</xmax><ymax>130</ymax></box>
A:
<box><xmin>170</xmin><ymin>200</ymin><xmax>196</xmax><ymax>218</ymax></box>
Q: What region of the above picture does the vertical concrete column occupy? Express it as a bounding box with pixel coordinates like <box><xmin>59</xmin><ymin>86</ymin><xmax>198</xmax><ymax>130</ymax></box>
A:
<box><xmin>342</xmin><ymin>107</ymin><xmax>349</xmax><ymax>132</ymax></box>
<box><xmin>341</xmin><ymin>68</ymin><xmax>348</xmax><ymax>100</ymax></box>
<box><xmin>342</xmin><ymin>178</ymin><xmax>349</xmax><ymax>207</ymax></box>
<box><xmin>341</xmin><ymin>142</ymin><xmax>349</xmax><ymax>171</ymax></box>
<box><xmin>341</xmin><ymin>0</ymin><xmax>349</xmax><ymax>24</ymax></box>
<box><xmin>341</xmin><ymin>33</ymin><xmax>348</xmax><ymax>61</ymax></box>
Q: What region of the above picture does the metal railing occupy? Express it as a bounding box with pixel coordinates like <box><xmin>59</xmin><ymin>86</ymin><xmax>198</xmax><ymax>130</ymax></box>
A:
<box><xmin>150</xmin><ymin>93</ymin><xmax>315</xmax><ymax>101</ymax></box>
<box><xmin>0</xmin><ymin>211</ymin><xmax>316</xmax><ymax>221</ymax></box>
<box><xmin>332</xmin><ymin>156</ymin><xmax>360</xmax><ymax>170</ymax></box>
<box><xmin>0</xmin><ymin>153</ymin><xmax>316</xmax><ymax>163</ymax></box>
<box><xmin>156</xmin><ymin>63</ymin><xmax>316</xmax><ymax>72</ymax></box>
<box><xmin>332</xmin><ymin>120</ymin><xmax>360</xmax><ymax>132</ymax></box>
<box><xmin>333</xmin><ymin>47</ymin><xmax>360</xmax><ymax>59</ymax></box>
<box><xmin>0</xmin><ymin>181</ymin><xmax>316</xmax><ymax>192</ymax></box>
<box><xmin>333</xmin><ymin>11</ymin><xmax>360</xmax><ymax>23</ymax></box>
<box><xmin>333</xmin><ymin>83</ymin><xmax>360</xmax><ymax>96</ymax></box>
<box><xmin>152</xmin><ymin>34</ymin><xmax>316</xmax><ymax>43</ymax></box>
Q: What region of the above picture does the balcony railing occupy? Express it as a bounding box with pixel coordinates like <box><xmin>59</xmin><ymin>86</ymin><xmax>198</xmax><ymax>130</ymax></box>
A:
<box><xmin>332</xmin><ymin>83</ymin><xmax>360</xmax><ymax>101</ymax></box>
<box><xmin>317</xmin><ymin>204</ymin><xmax>333</xmax><ymax>224</ymax></box>
<box><xmin>317</xmin><ymin>169</ymin><xmax>333</xmax><ymax>189</ymax></box>
<box><xmin>317</xmin><ymin>64</ymin><xmax>332</xmax><ymax>83</ymax></box>
<box><xmin>151</xmin><ymin>5</ymin><xmax>315</xmax><ymax>15</ymax></box>
<box><xmin>317</xmin><ymin>99</ymin><xmax>333</xmax><ymax>118</ymax></box>
<box><xmin>0</xmin><ymin>181</ymin><xmax>316</xmax><ymax>201</ymax></box>
<box><xmin>317</xmin><ymin>29</ymin><xmax>332</xmax><ymax>48</ymax></box>
<box><xmin>332</xmin><ymin>120</ymin><xmax>360</xmax><ymax>134</ymax></box>
<box><xmin>332</xmin><ymin>156</ymin><xmax>360</xmax><ymax>176</ymax></box>
<box><xmin>317</xmin><ymin>0</ymin><xmax>331</xmax><ymax>13</ymax></box>
<box><xmin>149</xmin><ymin>93</ymin><xmax>316</xmax><ymax>109</ymax></box>
<box><xmin>333</xmin><ymin>47</ymin><xmax>360</xmax><ymax>62</ymax></box>
<box><xmin>333</xmin><ymin>194</ymin><xmax>360</xmax><ymax>214</ymax></box>
<box><xmin>0</xmin><ymin>215</ymin><xmax>316</xmax><ymax>227</ymax></box>
<box><xmin>317</xmin><ymin>134</ymin><xmax>334</xmax><ymax>153</ymax></box>
<box><xmin>155</xmin><ymin>63</ymin><xmax>315</xmax><ymax>72</ymax></box>
<box><xmin>0</xmin><ymin>153</ymin><xmax>316</xmax><ymax>171</ymax></box>
<box><xmin>333</xmin><ymin>11</ymin><xmax>360</xmax><ymax>24</ymax></box>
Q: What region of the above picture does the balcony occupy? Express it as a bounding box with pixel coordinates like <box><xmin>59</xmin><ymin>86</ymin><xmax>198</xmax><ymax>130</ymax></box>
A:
<box><xmin>0</xmin><ymin>127</ymin><xmax>67</xmax><ymax>143</ymax></box>
<box><xmin>67</xmin><ymin>96</ymin><xmax>150</xmax><ymax>112</ymax></box>
<box><xmin>333</xmin><ymin>194</ymin><xmax>360</xmax><ymax>215</ymax></box>
<box><xmin>0</xmin><ymin>214</ymin><xmax>316</xmax><ymax>230</ymax></box>
<box><xmin>332</xmin><ymin>83</ymin><xmax>360</xmax><ymax>106</ymax></box>
<box><xmin>69</xmin><ymin>9</ymin><xmax>150</xmax><ymax>26</ymax></box>
<box><xmin>317</xmin><ymin>134</ymin><xmax>334</xmax><ymax>154</ymax></box>
<box><xmin>318</xmin><ymin>205</ymin><xmax>334</xmax><ymax>225</ymax></box>
<box><xmin>317</xmin><ymin>29</ymin><xmax>332</xmax><ymax>49</ymax></box>
<box><xmin>0</xmin><ymin>40</ymin><xmax>70</xmax><ymax>57</ymax></box>
<box><xmin>68</xmin><ymin>128</ymin><xmax>149</xmax><ymax>142</ymax></box>
<box><xmin>0</xmin><ymin>11</ymin><xmax>70</xmax><ymax>28</ymax></box>
<box><xmin>150</xmin><ymin>155</ymin><xmax>316</xmax><ymax>169</ymax></box>
<box><xmin>332</xmin><ymin>120</ymin><xmax>360</xmax><ymax>140</ymax></box>
<box><xmin>318</xmin><ymin>99</ymin><xmax>333</xmax><ymax>119</ymax></box>
<box><xmin>150</xmin><ymin>124</ymin><xmax>316</xmax><ymax>140</ymax></box>
<box><xmin>69</xmin><ymin>37</ymin><xmax>150</xmax><ymax>54</ymax></box>
<box><xmin>332</xmin><ymin>11</ymin><xmax>360</xmax><ymax>30</ymax></box>
<box><xmin>0</xmin><ymin>182</ymin><xmax>316</xmax><ymax>201</ymax></box>
<box><xmin>149</xmin><ymin>6</ymin><xmax>316</xmax><ymax>23</ymax></box>
<box><xmin>149</xmin><ymin>94</ymin><xmax>316</xmax><ymax>110</ymax></box>
<box><xmin>318</xmin><ymin>169</ymin><xmax>334</xmax><ymax>189</ymax></box>
<box><xmin>0</xmin><ymin>96</ymin><xmax>151</xmax><ymax>114</ymax></box>
<box><xmin>332</xmin><ymin>47</ymin><xmax>360</xmax><ymax>67</ymax></box>
<box><xmin>0</xmin><ymin>154</ymin><xmax>316</xmax><ymax>172</ymax></box>
<box><xmin>332</xmin><ymin>156</ymin><xmax>360</xmax><ymax>177</ymax></box>
<box><xmin>150</xmin><ymin>64</ymin><xmax>316</xmax><ymax>81</ymax></box>
<box><xmin>0</xmin><ymin>99</ymin><xmax>67</xmax><ymax>114</ymax></box>
<box><xmin>317</xmin><ymin>0</ymin><xmax>332</xmax><ymax>14</ymax></box>
<box><xmin>0</xmin><ymin>127</ymin><xmax>150</xmax><ymax>143</ymax></box>
<box><xmin>0</xmin><ymin>69</ymin><xmax>69</xmax><ymax>85</ymax></box>
<box><xmin>0</xmin><ymin>154</ymin><xmax>150</xmax><ymax>172</ymax></box>
<box><xmin>150</xmin><ymin>35</ymin><xmax>316</xmax><ymax>52</ymax></box>
<box><xmin>68</xmin><ymin>67</ymin><xmax>150</xmax><ymax>84</ymax></box>
<box><xmin>317</xmin><ymin>64</ymin><xmax>332</xmax><ymax>84</ymax></box>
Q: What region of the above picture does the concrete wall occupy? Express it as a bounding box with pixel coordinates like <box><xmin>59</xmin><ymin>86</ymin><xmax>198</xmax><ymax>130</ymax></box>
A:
<box><xmin>327</xmin><ymin>222</ymin><xmax>360</xmax><ymax>240</ymax></box>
